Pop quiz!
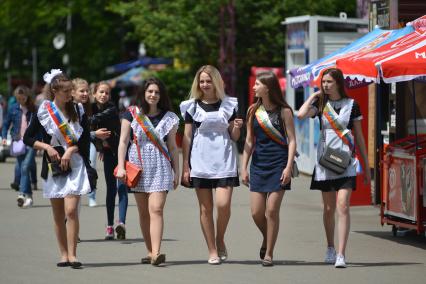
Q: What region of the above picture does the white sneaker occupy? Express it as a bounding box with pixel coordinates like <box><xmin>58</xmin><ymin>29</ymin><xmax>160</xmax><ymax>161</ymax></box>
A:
<box><xmin>324</xmin><ymin>247</ymin><xmax>336</xmax><ymax>264</ymax></box>
<box><xmin>17</xmin><ymin>194</ymin><xmax>25</xmax><ymax>207</ymax></box>
<box><xmin>22</xmin><ymin>197</ymin><xmax>33</xmax><ymax>209</ymax></box>
<box><xmin>88</xmin><ymin>197</ymin><xmax>97</xmax><ymax>207</ymax></box>
<box><xmin>335</xmin><ymin>254</ymin><xmax>347</xmax><ymax>268</ymax></box>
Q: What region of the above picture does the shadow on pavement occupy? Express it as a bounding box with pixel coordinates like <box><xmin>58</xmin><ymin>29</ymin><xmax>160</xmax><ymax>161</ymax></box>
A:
<box><xmin>80</xmin><ymin>238</ymin><xmax>177</xmax><ymax>244</ymax></box>
<box><xmin>83</xmin><ymin>262</ymin><xmax>141</xmax><ymax>268</ymax></box>
<box><xmin>354</xmin><ymin>230</ymin><xmax>426</xmax><ymax>250</ymax></box>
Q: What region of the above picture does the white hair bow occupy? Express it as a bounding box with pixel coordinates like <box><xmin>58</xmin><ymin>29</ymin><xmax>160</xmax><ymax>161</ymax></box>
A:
<box><xmin>43</xmin><ymin>69</ymin><xmax>63</xmax><ymax>84</ymax></box>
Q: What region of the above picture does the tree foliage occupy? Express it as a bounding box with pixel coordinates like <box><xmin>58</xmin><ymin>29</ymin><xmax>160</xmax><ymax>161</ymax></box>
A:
<box><xmin>0</xmin><ymin>0</ymin><xmax>129</xmax><ymax>94</ymax></box>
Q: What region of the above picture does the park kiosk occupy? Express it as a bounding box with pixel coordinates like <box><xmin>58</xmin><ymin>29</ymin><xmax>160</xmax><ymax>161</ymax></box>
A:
<box><xmin>282</xmin><ymin>15</ymin><xmax>368</xmax><ymax>176</ymax></box>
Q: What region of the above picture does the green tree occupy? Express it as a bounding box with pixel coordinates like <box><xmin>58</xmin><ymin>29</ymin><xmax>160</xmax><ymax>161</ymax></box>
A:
<box><xmin>0</xmin><ymin>0</ymin><xmax>130</xmax><ymax>95</ymax></box>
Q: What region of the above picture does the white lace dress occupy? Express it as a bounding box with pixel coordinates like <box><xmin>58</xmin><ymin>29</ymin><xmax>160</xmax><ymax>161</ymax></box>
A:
<box><xmin>38</xmin><ymin>101</ymin><xmax>91</xmax><ymax>198</ymax></box>
<box><xmin>128</xmin><ymin>109</ymin><xmax>179</xmax><ymax>192</ymax></box>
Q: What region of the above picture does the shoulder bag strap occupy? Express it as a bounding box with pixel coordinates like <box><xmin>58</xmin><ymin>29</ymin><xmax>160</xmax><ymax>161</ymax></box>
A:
<box><xmin>128</xmin><ymin>107</ymin><xmax>143</xmax><ymax>165</ymax></box>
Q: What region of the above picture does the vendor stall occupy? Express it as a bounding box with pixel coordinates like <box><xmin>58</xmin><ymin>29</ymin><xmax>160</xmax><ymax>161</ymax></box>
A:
<box><xmin>382</xmin><ymin>135</ymin><xmax>426</xmax><ymax>235</ymax></box>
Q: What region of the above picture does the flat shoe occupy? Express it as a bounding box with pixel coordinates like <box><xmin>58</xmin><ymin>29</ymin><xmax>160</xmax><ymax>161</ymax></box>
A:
<box><xmin>69</xmin><ymin>261</ymin><xmax>82</xmax><ymax>269</ymax></box>
<box><xmin>262</xmin><ymin>258</ymin><xmax>273</xmax><ymax>267</ymax></box>
<box><xmin>218</xmin><ymin>246</ymin><xmax>228</xmax><ymax>261</ymax></box>
<box><xmin>56</xmin><ymin>262</ymin><xmax>70</xmax><ymax>267</ymax></box>
<box><xmin>141</xmin><ymin>256</ymin><xmax>151</xmax><ymax>264</ymax></box>
<box><xmin>208</xmin><ymin>256</ymin><xmax>221</xmax><ymax>265</ymax></box>
<box><xmin>151</xmin><ymin>253</ymin><xmax>166</xmax><ymax>266</ymax></box>
<box><xmin>259</xmin><ymin>247</ymin><xmax>267</xmax><ymax>260</ymax></box>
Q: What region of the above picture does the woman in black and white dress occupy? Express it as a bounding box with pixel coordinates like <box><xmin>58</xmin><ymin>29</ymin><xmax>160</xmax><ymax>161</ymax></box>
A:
<box><xmin>298</xmin><ymin>68</ymin><xmax>370</xmax><ymax>268</ymax></box>
<box><xmin>180</xmin><ymin>65</ymin><xmax>243</xmax><ymax>265</ymax></box>
<box><xmin>24</xmin><ymin>70</ymin><xmax>91</xmax><ymax>268</ymax></box>
<box><xmin>116</xmin><ymin>77</ymin><xmax>179</xmax><ymax>266</ymax></box>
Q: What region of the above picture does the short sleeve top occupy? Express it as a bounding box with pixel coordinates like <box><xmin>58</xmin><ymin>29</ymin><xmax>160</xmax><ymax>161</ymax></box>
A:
<box><xmin>122</xmin><ymin>110</ymin><xmax>168</xmax><ymax>141</ymax></box>
<box><xmin>311</xmin><ymin>98</ymin><xmax>362</xmax><ymax>130</ymax></box>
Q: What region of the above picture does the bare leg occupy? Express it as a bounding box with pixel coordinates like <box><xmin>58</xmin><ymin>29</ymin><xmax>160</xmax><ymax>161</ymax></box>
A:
<box><xmin>250</xmin><ymin>192</ymin><xmax>267</xmax><ymax>249</ymax></box>
<box><xmin>336</xmin><ymin>189</ymin><xmax>352</xmax><ymax>256</ymax></box>
<box><xmin>195</xmin><ymin>188</ymin><xmax>217</xmax><ymax>258</ymax></box>
<box><xmin>264</xmin><ymin>191</ymin><xmax>285</xmax><ymax>260</ymax></box>
<box><xmin>322</xmin><ymin>192</ymin><xmax>337</xmax><ymax>248</ymax></box>
<box><xmin>64</xmin><ymin>195</ymin><xmax>80</xmax><ymax>262</ymax></box>
<box><xmin>215</xmin><ymin>187</ymin><xmax>233</xmax><ymax>251</ymax></box>
<box><xmin>50</xmin><ymin>198</ymin><xmax>68</xmax><ymax>262</ymax></box>
<box><xmin>134</xmin><ymin>193</ymin><xmax>152</xmax><ymax>257</ymax></box>
<box><xmin>148</xmin><ymin>191</ymin><xmax>167</xmax><ymax>256</ymax></box>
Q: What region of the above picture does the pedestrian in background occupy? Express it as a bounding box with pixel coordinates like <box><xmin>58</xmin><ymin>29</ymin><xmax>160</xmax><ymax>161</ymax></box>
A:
<box><xmin>241</xmin><ymin>71</ymin><xmax>296</xmax><ymax>266</ymax></box>
<box><xmin>116</xmin><ymin>77</ymin><xmax>179</xmax><ymax>266</ymax></box>
<box><xmin>72</xmin><ymin>78</ymin><xmax>109</xmax><ymax>207</ymax></box>
<box><xmin>180</xmin><ymin>65</ymin><xmax>243</xmax><ymax>265</ymax></box>
<box><xmin>2</xmin><ymin>86</ymin><xmax>37</xmax><ymax>208</ymax></box>
<box><xmin>24</xmin><ymin>70</ymin><xmax>91</xmax><ymax>268</ymax></box>
<box><xmin>91</xmin><ymin>81</ymin><xmax>128</xmax><ymax>240</ymax></box>
<box><xmin>297</xmin><ymin>68</ymin><xmax>370</xmax><ymax>268</ymax></box>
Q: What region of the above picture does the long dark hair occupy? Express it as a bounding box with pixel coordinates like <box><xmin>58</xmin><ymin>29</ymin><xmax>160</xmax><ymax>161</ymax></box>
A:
<box><xmin>45</xmin><ymin>73</ymin><xmax>78</xmax><ymax>122</ymax></box>
<box><xmin>248</xmin><ymin>71</ymin><xmax>292</xmax><ymax>123</ymax></box>
<box><xmin>138</xmin><ymin>77</ymin><xmax>172</xmax><ymax>114</ymax></box>
<box><xmin>318</xmin><ymin>68</ymin><xmax>348</xmax><ymax>114</ymax></box>
<box><xmin>13</xmin><ymin>85</ymin><xmax>36</xmax><ymax>113</ymax></box>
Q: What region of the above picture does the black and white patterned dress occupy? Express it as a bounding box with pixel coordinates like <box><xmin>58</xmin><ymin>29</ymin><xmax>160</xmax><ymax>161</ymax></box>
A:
<box><xmin>123</xmin><ymin>108</ymin><xmax>179</xmax><ymax>193</ymax></box>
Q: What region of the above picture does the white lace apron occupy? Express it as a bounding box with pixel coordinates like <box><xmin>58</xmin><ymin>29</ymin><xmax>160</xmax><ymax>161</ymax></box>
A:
<box><xmin>180</xmin><ymin>96</ymin><xmax>238</xmax><ymax>179</ymax></box>
<box><xmin>38</xmin><ymin>101</ymin><xmax>90</xmax><ymax>198</ymax></box>
<box><xmin>314</xmin><ymin>98</ymin><xmax>359</xmax><ymax>181</ymax></box>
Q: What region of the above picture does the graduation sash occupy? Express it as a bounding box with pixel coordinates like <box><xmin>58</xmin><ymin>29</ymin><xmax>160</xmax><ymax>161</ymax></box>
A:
<box><xmin>322</xmin><ymin>101</ymin><xmax>355</xmax><ymax>150</ymax></box>
<box><xmin>129</xmin><ymin>106</ymin><xmax>171</xmax><ymax>161</ymax></box>
<box><xmin>45</xmin><ymin>101</ymin><xmax>78</xmax><ymax>146</ymax></box>
<box><xmin>254</xmin><ymin>105</ymin><xmax>287</xmax><ymax>146</ymax></box>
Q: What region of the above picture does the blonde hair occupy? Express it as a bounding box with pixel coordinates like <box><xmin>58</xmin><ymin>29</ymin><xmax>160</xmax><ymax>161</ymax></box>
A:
<box><xmin>189</xmin><ymin>65</ymin><xmax>225</xmax><ymax>100</ymax></box>
<box><xmin>72</xmin><ymin>78</ymin><xmax>89</xmax><ymax>90</ymax></box>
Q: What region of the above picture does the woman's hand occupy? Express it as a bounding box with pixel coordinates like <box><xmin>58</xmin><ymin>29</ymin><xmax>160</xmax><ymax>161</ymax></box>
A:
<box><xmin>60</xmin><ymin>148</ymin><xmax>73</xmax><ymax>171</ymax></box>
<box><xmin>115</xmin><ymin>167</ymin><xmax>126</xmax><ymax>182</ymax></box>
<box><xmin>181</xmin><ymin>167</ymin><xmax>191</xmax><ymax>187</ymax></box>
<box><xmin>280</xmin><ymin>167</ymin><xmax>292</xmax><ymax>186</ymax></box>
<box><xmin>364</xmin><ymin>169</ymin><xmax>371</xmax><ymax>185</ymax></box>
<box><xmin>233</xmin><ymin>118</ymin><xmax>243</xmax><ymax>129</ymax></box>
<box><xmin>241</xmin><ymin>169</ymin><xmax>249</xmax><ymax>187</ymax></box>
<box><xmin>173</xmin><ymin>172</ymin><xmax>179</xmax><ymax>189</ymax></box>
<box><xmin>46</xmin><ymin>145</ymin><xmax>60</xmax><ymax>162</ymax></box>
<box><xmin>95</xmin><ymin>128</ymin><xmax>111</xmax><ymax>140</ymax></box>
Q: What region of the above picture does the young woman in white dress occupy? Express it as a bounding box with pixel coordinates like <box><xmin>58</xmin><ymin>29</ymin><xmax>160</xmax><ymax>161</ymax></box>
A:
<box><xmin>180</xmin><ymin>65</ymin><xmax>243</xmax><ymax>265</ymax></box>
<box><xmin>298</xmin><ymin>68</ymin><xmax>370</xmax><ymax>268</ymax></box>
<box><xmin>24</xmin><ymin>70</ymin><xmax>91</xmax><ymax>268</ymax></box>
<box><xmin>116</xmin><ymin>77</ymin><xmax>179</xmax><ymax>266</ymax></box>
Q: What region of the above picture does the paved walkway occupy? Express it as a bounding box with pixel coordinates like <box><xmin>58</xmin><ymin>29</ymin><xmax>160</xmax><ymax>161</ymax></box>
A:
<box><xmin>0</xmin><ymin>157</ymin><xmax>425</xmax><ymax>284</ymax></box>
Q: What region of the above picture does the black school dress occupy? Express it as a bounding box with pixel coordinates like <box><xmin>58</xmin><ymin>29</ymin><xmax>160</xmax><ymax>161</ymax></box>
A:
<box><xmin>250</xmin><ymin>108</ymin><xmax>291</xmax><ymax>192</ymax></box>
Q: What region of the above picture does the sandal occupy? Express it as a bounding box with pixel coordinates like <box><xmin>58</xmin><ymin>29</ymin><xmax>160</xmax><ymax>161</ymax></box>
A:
<box><xmin>141</xmin><ymin>256</ymin><xmax>151</xmax><ymax>264</ymax></box>
<box><xmin>262</xmin><ymin>257</ymin><xmax>273</xmax><ymax>267</ymax></box>
<box><xmin>207</xmin><ymin>256</ymin><xmax>221</xmax><ymax>265</ymax></box>
<box><xmin>259</xmin><ymin>247</ymin><xmax>267</xmax><ymax>260</ymax></box>
<box><xmin>151</xmin><ymin>253</ymin><xmax>166</xmax><ymax>266</ymax></box>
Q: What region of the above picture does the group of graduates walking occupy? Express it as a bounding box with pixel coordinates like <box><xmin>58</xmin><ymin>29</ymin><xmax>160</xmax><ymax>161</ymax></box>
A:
<box><xmin>5</xmin><ymin>65</ymin><xmax>369</xmax><ymax>269</ymax></box>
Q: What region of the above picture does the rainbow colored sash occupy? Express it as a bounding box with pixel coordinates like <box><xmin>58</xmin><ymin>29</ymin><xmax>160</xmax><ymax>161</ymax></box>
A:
<box><xmin>323</xmin><ymin>101</ymin><xmax>355</xmax><ymax>150</ymax></box>
<box><xmin>255</xmin><ymin>105</ymin><xmax>287</xmax><ymax>146</ymax></box>
<box><xmin>129</xmin><ymin>107</ymin><xmax>171</xmax><ymax>161</ymax></box>
<box><xmin>45</xmin><ymin>101</ymin><xmax>78</xmax><ymax>146</ymax></box>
